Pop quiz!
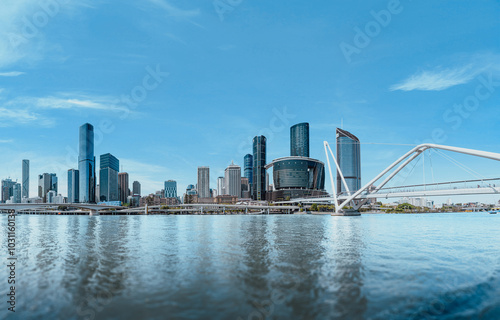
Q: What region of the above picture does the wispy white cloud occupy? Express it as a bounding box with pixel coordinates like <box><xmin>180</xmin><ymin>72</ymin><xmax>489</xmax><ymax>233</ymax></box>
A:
<box><xmin>0</xmin><ymin>71</ymin><xmax>25</xmax><ymax>77</ymax></box>
<box><xmin>391</xmin><ymin>54</ymin><xmax>500</xmax><ymax>91</ymax></box>
<box><xmin>0</xmin><ymin>93</ymin><xmax>132</xmax><ymax>127</ymax></box>
<box><xmin>0</xmin><ymin>139</ymin><xmax>14</xmax><ymax>143</ymax></box>
<box><xmin>0</xmin><ymin>106</ymin><xmax>54</xmax><ymax>127</ymax></box>
<box><xmin>390</xmin><ymin>66</ymin><xmax>479</xmax><ymax>91</ymax></box>
<box><xmin>8</xmin><ymin>94</ymin><xmax>129</xmax><ymax>112</ymax></box>
<box><xmin>147</xmin><ymin>0</ymin><xmax>200</xmax><ymax>18</ymax></box>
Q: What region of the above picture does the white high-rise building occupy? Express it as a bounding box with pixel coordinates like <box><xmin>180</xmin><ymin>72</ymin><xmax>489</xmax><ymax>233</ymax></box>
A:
<box><xmin>217</xmin><ymin>177</ymin><xmax>225</xmax><ymax>196</ymax></box>
<box><xmin>225</xmin><ymin>162</ymin><xmax>241</xmax><ymax>198</ymax></box>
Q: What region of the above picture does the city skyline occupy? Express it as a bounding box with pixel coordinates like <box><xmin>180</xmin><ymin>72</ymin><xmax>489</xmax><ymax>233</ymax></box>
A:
<box><xmin>0</xmin><ymin>1</ymin><xmax>500</xmax><ymax>203</ymax></box>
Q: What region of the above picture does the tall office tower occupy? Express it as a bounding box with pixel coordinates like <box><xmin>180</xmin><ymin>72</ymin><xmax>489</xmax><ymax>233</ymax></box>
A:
<box><xmin>99</xmin><ymin>153</ymin><xmax>119</xmax><ymax>202</ymax></box>
<box><xmin>266</xmin><ymin>172</ymin><xmax>270</xmax><ymax>191</ymax></box>
<box><xmin>217</xmin><ymin>177</ymin><xmax>225</xmax><ymax>196</ymax></box>
<box><xmin>118</xmin><ymin>172</ymin><xmax>129</xmax><ymax>203</ymax></box>
<box><xmin>38</xmin><ymin>174</ymin><xmax>50</xmax><ymax>201</ymax></box>
<box><xmin>1</xmin><ymin>179</ymin><xmax>16</xmax><ymax>203</ymax></box>
<box><xmin>22</xmin><ymin>159</ymin><xmax>29</xmax><ymax>199</ymax></box>
<box><xmin>38</xmin><ymin>173</ymin><xmax>57</xmax><ymax>203</ymax></box>
<box><xmin>197</xmin><ymin>167</ymin><xmax>210</xmax><ymax>198</ymax></box>
<box><xmin>225</xmin><ymin>161</ymin><xmax>241</xmax><ymax>197</ymax></box>
<box><xmin>290</xmin><ymin>122</ymin><xmax>310</xmax><ymax>157</ymax></box>
<box><xmin>50</xmin><ymin>173</ymin><xmax>58</xmax><ymax>194</ymax></box>
<box><xmin>12</xmin><ymin>183</ymin><xmax>21</xmax><ymax>203</ymax></box>
<box><xmin>241</xmin><ymin>177</ymin><xmax>250</xmax><ymax>198</ymax></box>
<box><xmin>244</xmin><ymin>154</ymin><xmax>253</xmax><ymax>185</ymax></box>
<box><xmin>132</xmin><ymin>181</ymin><xmax>141</xmax><ymax>196</ymax></box>
<box><xmin>79</xmin><ymin>123</ymin><xmax>96</xmax><ymax>203</ymax></box>
<box><xmin>336</xmin><ymin>128</ymin><xmax>361</xmax><ymax>195</ymax></box>
<box><xmin>252</xmin><ymin>136</ymin><xmax>267</xmax><ymax>201</ymax></box>
<box><xmin>68</xmin><ymin>169</ymin><xmax>79</xmax><ymax>203</ymax></box>
<box><xmin>165</xmin><ymin>180</ymin><xmax>177</xmax><ymax>198</ymax></box>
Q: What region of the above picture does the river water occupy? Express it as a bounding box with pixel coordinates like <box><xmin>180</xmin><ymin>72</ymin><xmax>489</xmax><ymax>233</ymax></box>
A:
<box><xmin>1</xmin><ymin>213</ymin><xmax>499</xmax><ymax>320</ymax></box>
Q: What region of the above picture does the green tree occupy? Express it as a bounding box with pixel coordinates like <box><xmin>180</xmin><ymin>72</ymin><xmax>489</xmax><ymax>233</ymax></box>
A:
<box><xmin>311</xmin><ymin>203</ymin><xmax>319</xmax><ymax>211</ymax></box>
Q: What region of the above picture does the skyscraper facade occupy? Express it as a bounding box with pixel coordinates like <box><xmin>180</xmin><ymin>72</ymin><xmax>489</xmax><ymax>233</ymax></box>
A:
<box><xmin>336</xmin><ymin>128</ymin><xmax>361</xmax><ymax>195</ymax></box>
<box><xmin>290</xmin><ymin>122</ymin><xmax>310</xmax><ymax>157</ymax></box>
<box><xmin>38</xmin><ymin>173</ymin><xmax>57</xmax><ymax>203</ymax></box>
<box><xmin>118</xmin><ymin>172</ymin><xmax>129</xmax><ymax>204</ymax></box>
<box><xmin>12</xmin><ymin>183</ymin><xmax>21</xmax><ymax>203</ymax></box>
<box><xmin>79</xmin><ymin>123</ymin><xmax>96</xmax><ymax>203</ymax></box>
<box><xmin>217</xmin><ymin>177</ymin><xmax>225</xmax><ymax>196</ymax></box>
<box><xmin>244</xmin><ymin>154</ymin><xmax>253</xmax><ymax>185</ymax></box>
<box><xmin>225</xmin><ymin>162</ymin><xmax>241</xmax><ymax>198</ymax></box>
<box><xmin>241</xmin><ymin>177</ymin><xmax>250</xmax><ymax>198</ymax></box>
<box><xmin>165</xmin><ymin>180</ymin><xmax>177</xmax><ymax>198</ymax></box>
<box><xmin>132</xmin><ymin>181</ymin><xmax>141</xmax><ymax>196</ymax></box>
<box><xmin>186</xmin><ymin>184</ymin><xmax>197</xmax><ymax>195</ymax></box>
<box><xmin>197</xmin><ymin>167</ymin><xmax>210</xmax><ymax>198</ymax></box>
<box><xmin>50</xmin><ymin>173</ymin><xmax>58</xmax><ymax>194</ymax></box>
<box><xmin>99</xmin><ymin>153</ymin><xmax>119</xmax><ymax>202</ymax></box>
<box><xmin>252</xmin><ymin>136</ymin><xmax>267</xmax><ymax>201</ymax></box>
<box><xmin>22</xmin><ymin>159</ymin><xmax>29</xmax><ymax>199</ymax></box>
<box><xmin>68</xmin><ymin>169</ymin><xmax>79</xmax><ymax>203</ymax></box>
<box><xmin>1</xmin><ymin>179</ymin><xmax>16</xmax><ymax>203</ymax></box>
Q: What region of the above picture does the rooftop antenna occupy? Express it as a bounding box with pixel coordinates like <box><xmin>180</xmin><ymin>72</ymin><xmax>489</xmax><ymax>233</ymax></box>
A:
<box><xmin>341</xmin><ymin>118</ymin><xmax>344</xmax><ymax>130</ymax></box>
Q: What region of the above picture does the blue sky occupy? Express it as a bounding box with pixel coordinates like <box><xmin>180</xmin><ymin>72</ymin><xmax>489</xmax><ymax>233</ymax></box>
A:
<box><xmin>1</xmin><ymin>0</ymin><xmax>500</xmax><ymax>204</ymax></box>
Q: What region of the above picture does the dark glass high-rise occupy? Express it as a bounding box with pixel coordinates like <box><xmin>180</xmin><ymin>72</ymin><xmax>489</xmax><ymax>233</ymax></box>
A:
<box><xmin>78</xmin><ymin>123</ymin><xmax>96</xmax><ymax>203</ymax></box>
<box><xmin>290</xmin><ymin>122</ymin><xmax>310</xmax><ymax>157</ymax></box>
<box><xmin>67</xmin><ymin>169</ymin><xmax>79</xmax><ymax>203</ymax></box>
<box><xmin>252</xmin><ymin>136</ymin><xmax>266</xmax><ymax>201</ymax></box>
<box><xmin>244</xmin><ymin>154</ymin><xmax>253</xmax><ymax>185</ymax></box>
<box><xmin>99</xmin><ymin>153</ymin><xmax>119</xmax><ymax>202</ymax></box>
<box><xmin>336</xmin><ymin>128</ymin><xmax>361</xmax><ymax>195</ymax></box>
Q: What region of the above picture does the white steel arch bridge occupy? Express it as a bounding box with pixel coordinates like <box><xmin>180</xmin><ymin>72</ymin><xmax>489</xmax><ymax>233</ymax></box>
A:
<box><xmin>290</xmin><ymin>143</ymin><xmax>500</xmax><ymax>216</ymax></box>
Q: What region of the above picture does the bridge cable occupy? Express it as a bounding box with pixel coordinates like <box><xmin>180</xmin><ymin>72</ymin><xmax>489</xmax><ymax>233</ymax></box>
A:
<box><xmin>433</xmin><ymin>149</ymin><xmax>486</xmax><ymax>181</ymax></box>
<box><xmin>396</xmin><ymin>153</ymin><xmax>423</xmax><ymax>190</ymax></box>
<box><xmin>429</xmin><ymin>150</ymin><xmax>436</xmax><ymax>186</ymax></box>
<box><xmin>423</xmin><ymin>149</ymin><xmax>426</xmax><ymax>191</ymax></box>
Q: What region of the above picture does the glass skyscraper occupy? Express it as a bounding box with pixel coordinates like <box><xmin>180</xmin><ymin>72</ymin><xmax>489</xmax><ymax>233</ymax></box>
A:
<box><xmin>165</xmin><ymin>180</ymin><xmax>177</xmax><ymax>198</ymax></box>
<box><xmin>1</xmin><ymin>179</ymin><xmax>16</xmax><ymax>203</ymax></box>
<box><xmin>244</xmin><ymin>154</ymin><xmax>253</xmax><ymax>185</ymax></box>
<box><xmin>12</xmin><ymin>183</ymin><xmax>21</xmax><ymax>203</ymax></box>
<box><xmin>186</xmin><ymin>184</ymin><xmax>197</xmax><ymax>195</ymax></box>
<box><xmin>68</xmin><ymin>169</ymin><xmax>79</xmax><ymax>203</ymax></box>
<box><xmin>132</xmin><ymin>181</ymin><xmax>141</xmax><ymax>196</ymax></box>
<box><xmin>290</xmin><ymin>122</ymin><xmax>310</xmax><ymax>157</ymax></box>
<box><xmin>99</xmin><ymin>153</ymin><xmax>119</xmax><ymax>202</ymax></box>
<box><xmin>252</xmin><ymin>136</ymin><xmax>266</xmax><ymax>201</ymax></box>
<box><xmin>118</xmin><ymin>172</ymin><xmax>129</xmax><ymax>204</ymax></box>
<box><xmin>336</xmin><ymin>128</ymin><xmax>361</xmax><ymax>195</ymax></box>
<box><xmin>38</xmin><ymin>173</ymin><xmax>57</xmax><ymax>203</ymax></box>
<box><xmin>22</xmin><ymin>159</ymin><xmax>29</xmax><ymax>199</ymax></box>
<box><xmin>79</xmin><ymin>123</ymin><xmax>96</xmax><ymax>203</ymax></box>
